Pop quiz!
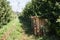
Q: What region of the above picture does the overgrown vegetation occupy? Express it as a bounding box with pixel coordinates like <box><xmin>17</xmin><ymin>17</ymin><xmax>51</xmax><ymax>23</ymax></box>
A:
<box><xmin>0</xmin><ymin>0</ymin><xmax>60</xmax><ymax>40</ymax></box>
<box><xmin>20</xmin><ymin>0</ymin><xmax>60</xmax><ymax>37</ymax></box>
<box><xmin>0</xmin><ymin>0</ymin><xmax>15</xmax><ymax>28</ymax></box>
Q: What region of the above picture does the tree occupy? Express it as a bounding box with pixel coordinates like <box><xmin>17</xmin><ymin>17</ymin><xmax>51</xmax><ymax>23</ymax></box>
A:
<box><xmin>0</xmin><ymin>0</ymin><xmax>15</xmax><ymax>27</ymax></box>
<box><xmin>22</xmin><ymin>0</ymin><xmax>60</xmax><ymax>35</ymax></box>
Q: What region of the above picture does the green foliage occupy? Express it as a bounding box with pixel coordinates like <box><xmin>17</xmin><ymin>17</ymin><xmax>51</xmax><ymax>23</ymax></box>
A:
<box><xmin>0</xmin><ymin>0</ymin><xmax>15</xmax><ymax>27</ymax></box>
<box><xmin>23</xmin><ymin>0</ymin><xmax>60</xmax><ymax>17</ymax></box>
<box><xmin>22</xmin><ymin>0</ymin><xmax>60</xmax><ymax>36</ymax></box>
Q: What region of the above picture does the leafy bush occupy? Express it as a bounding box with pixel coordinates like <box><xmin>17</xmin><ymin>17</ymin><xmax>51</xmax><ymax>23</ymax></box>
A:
<box><xmin>0</xmin><ymin>0</ymin><xmax>15</xmax><ymax>28</ymax></box>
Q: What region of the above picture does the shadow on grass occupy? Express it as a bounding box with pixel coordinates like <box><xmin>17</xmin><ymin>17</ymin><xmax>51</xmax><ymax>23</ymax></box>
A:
<box><xmin>18</xmin><ymin>16</ymin><xmax>33</xmax><ymax>35</ymax></box>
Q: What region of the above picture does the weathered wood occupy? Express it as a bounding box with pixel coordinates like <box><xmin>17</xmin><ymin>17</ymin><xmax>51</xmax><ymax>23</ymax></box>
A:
<box><xmin>31</xmin><ymin>16</ymin><xmax>46</xmax><ymax>36</ymax></box>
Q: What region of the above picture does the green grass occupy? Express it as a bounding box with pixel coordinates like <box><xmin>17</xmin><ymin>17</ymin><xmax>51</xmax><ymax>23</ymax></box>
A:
<box><xmin>0</xmin><ymin>17</ymin><xmax>22</xmax><ymax>39</ymax></box>
<box><xmin>6</xmin><ymin>18</ymin><xmax>23</xmax><ymax>40</ymax></box>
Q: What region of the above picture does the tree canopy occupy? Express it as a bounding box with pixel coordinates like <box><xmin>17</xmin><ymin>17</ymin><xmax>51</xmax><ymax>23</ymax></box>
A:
<box><xmin>22</xmin><ymin>0</ymin><xmax>60</xmax><ymax>36</ymax></box>
<box><xmin>0</xmin><ymin>0</ymin><xmax>15</xmax><ymax>27</ymax></box>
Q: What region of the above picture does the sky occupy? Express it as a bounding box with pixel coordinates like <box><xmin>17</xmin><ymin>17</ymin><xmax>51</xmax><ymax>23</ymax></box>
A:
<box><xmin>8</xmin><ymin>0</ymin><xmax>31</xmax><ymax>12</ymax></box>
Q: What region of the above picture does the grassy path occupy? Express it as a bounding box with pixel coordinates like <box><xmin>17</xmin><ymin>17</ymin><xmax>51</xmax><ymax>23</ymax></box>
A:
<box><xmin>0</xmin><ymin>18</ymin><xmax>19</xmax><ymax>40</ymax></box>
<box><xmin>20</xmin><ymin>32</ymin><xmax>35</xmax><ymax>40</ymax></box>
<box><xmin>1</xmin><ymin>25</ymin><xmax>16</xmax><ymax>40</ymax></box>
<box><xmin>0</xmin><ymin>18</ymin><xmax>35</xmax><ymax>40</ymax></box>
